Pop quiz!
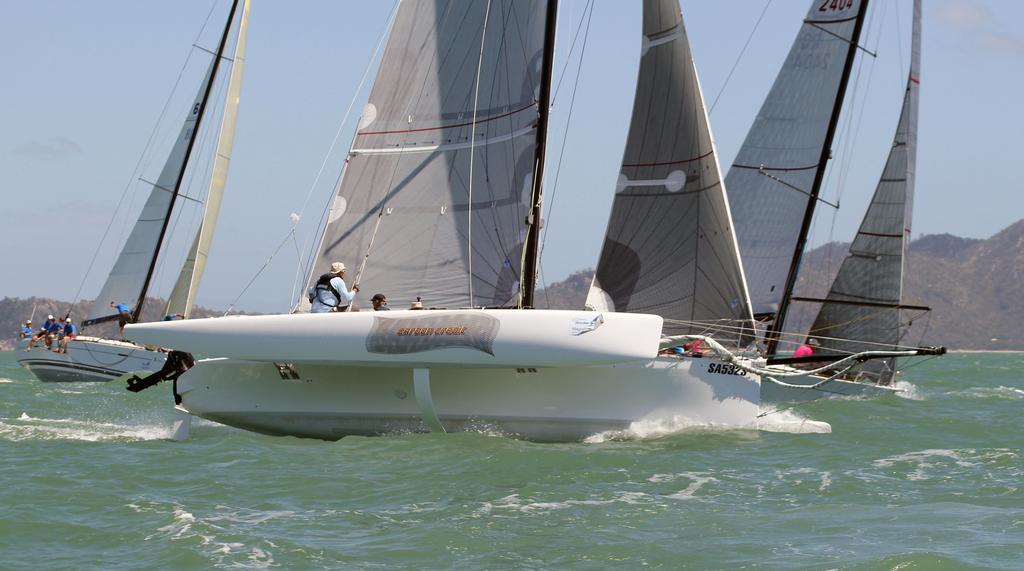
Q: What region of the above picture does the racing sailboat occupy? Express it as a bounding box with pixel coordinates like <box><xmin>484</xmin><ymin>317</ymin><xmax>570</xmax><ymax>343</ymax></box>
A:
<box><xmin>18</xmin><ymin>0</ymin><xmax>249</xmax><ymax>382</ymax></box>
<box><xmin>125</xmin><ymin>0</ymin><xmax>933</xmax><ymax>441</ymax></box>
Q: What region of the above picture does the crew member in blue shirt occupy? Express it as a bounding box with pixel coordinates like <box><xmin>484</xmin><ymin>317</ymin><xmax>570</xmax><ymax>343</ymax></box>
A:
<box><xmin>19</xmin><ymin>320</ymin><xmax>33</xmax><ymax>339</ymax></box>
<box><xmin>310</xmin><ymin>262</ymin><xmax>358</xmax><ymax>313</ymax></box>
<box><xmin>27</xmin><ymin>315</ymin><xmax>57</xmax><ymax>351</ymax></box>
<box><xmin>110</xmin><ymin>301</ymin><xmax>132</xmax><ymax>339</ymax></box>
<box><xmin>45</xmin><ymin>317</ymin><xmax>63</xmax><ymax>350</ymax></box>
<box><xmin>57</xmin><ymin>318</ymin><xmax>78</xmax><ymax>354</ymax></box>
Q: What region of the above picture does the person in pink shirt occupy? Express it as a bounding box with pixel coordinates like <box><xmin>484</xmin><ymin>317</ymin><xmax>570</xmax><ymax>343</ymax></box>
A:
<box><xmin>793</xmin><ymin>338</ymin><xmax>819</xmax><ymax>358</ymax></box>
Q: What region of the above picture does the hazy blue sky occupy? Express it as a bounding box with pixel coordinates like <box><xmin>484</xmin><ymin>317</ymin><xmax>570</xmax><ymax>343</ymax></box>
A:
<box><xmin>2</xmin><ymin>0</ymin><xmax>1021</xmax><ymax>313</ymax></box>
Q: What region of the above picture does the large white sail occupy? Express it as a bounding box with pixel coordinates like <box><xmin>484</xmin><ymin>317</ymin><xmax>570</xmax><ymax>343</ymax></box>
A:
<box><xmin>724</xmin><ymin>0</ymin><xmax>868</xmax><ymax>322</ymax></box>
<box><xmin>305</xmin><ymin>0</ymin><xmax>553</xmax><ymax>310</ymax></box>
<box><xmin>85</xmin><ymin>59</ymin><xmax>217</xmax><ymax>325</ymax></box>
<box><xmin>587</xmin><ymin>0</ymin><xmax>754</xmax><ymax>342</ymax></box>
<box><xmin>805</xmin><ymin>0</ymin><xmax>922</xmax><ymax>383</ymax></box>
<box><xmin>166</xmin><ymin>0</ymin><xmax>250</xmax><ymax>319</ymax></box>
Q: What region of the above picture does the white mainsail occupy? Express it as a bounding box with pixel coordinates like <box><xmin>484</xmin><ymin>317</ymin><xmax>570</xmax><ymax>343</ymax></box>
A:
<box><xmin>804</xmin><ymin>0</ymin><xmax>922</xmax><ymax>383</ymax></box>
<box><xmin>587</xmin><ymin>0</ymin><xmax>754</xmax><ymax>343</ymax></box>
<box><xmin>167</xmin><ymin>0</ymin><xmax>251</xmax><ymax>319</ymax></box>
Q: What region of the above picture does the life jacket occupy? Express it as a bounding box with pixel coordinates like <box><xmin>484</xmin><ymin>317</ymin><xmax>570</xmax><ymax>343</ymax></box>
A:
<box><xmin>307</xmin><ymin>272</ymin><xmax>342</xmax><ymax>305</ymax></box>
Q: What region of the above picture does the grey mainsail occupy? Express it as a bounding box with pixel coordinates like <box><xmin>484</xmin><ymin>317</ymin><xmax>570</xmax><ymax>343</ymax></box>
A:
<box><xmin>306</xmin><ymin>0</ymin><xmax>552</xmax><ymax>310</ymax></box>
<box><xmin>167</xmin><ymin>0</ymin><xmax>251</xmax><ymax>319</ymax></box>
<box><xmin>724</xmin><ymin>0</ymin><xmax>868</xmax><ymax>327</ymax></box>
<box><xmin>586</xmin><ymin>0</ymin><xmax>754</xmax><ymax>342</ymax></box>
<box><xmin>805</xmin><ymin>0</ymin><xmax>922</xmax><ymax>383</ymax></box>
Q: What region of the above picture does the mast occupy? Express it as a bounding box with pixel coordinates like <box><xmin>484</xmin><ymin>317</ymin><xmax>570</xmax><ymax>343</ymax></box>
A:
<box><xmin>132</xmin><ymin>0</ymin><xmax>239</xmax><ymax>323</ymax></box>
<box><xmin>765</xmin><ymin>0</ymin><xmax>870</xmax><ymax>355</ymax></box>
<box><xmin>520</xmin><ymin>0</ymin><xmax>559</xmax><ymax>309</ymax></box>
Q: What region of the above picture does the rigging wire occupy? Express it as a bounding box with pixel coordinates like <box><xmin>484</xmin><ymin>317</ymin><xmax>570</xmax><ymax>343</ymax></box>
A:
<box><xmin>70</xmin><ymin>2</ymin><xmax>221</xmax><ymax>315</ymax></box>
<box><xmin>708</xmin><ymin>0</ymin><xmax>773</xmax><ymax>115</ymax></box>
<box><xmin>290</xmin><ymin>0</ymin><xmax>401</xmax><ymax>305</ymax></box>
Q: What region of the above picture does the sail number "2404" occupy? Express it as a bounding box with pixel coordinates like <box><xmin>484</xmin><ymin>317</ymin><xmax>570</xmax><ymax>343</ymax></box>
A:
<box><xmin>819</xmin><ymin>0</ymin><xmax>854</xmax><ymax>11</ymax></box>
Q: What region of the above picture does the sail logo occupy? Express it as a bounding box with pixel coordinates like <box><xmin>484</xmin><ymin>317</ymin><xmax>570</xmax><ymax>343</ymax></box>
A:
<box><xmin>367</xmin><ymin>313</ymin><xmax>500</xmax><ymax>356</ymax></box>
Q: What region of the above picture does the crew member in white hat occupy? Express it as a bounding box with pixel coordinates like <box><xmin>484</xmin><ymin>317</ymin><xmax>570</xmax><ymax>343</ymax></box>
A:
<box><xmin>309</xmin><ymin>262</ymin><xmax>359</xmax><ymax>313</ymax></box>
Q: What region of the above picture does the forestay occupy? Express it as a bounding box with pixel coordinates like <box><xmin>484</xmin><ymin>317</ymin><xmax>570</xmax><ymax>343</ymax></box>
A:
<box><xmin>306</xmin><ymin>0</ymin><xmax>551</xmax><ymax>310</ymax></box>
<box><xmin>85</xmin><ymin>59</ymin><xmax>217</xmax><ymax>325</ymax></box>
<box><xmin>807</xmin><ymin>0</ymin><xmax>921</xmax><ymax>383</ymax></box>
<box><xmin>586</xmin><ymin>0</ymin><xmax>754</xmax><ymax>342</ymax></box>
<box><xmin>167</xmin><ymin>0</ymin><xmax>251</xmax><ymax>319</ymax></box>
<box><xmin>724</xmin><ymin>0</ymin><xmax>867</xmax><ymax>318</ymax></box>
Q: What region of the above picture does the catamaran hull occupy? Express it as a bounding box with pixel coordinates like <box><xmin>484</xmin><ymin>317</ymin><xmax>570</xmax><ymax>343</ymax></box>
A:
<box><xmin>17</xmin><ymin>337</ymin><xmax>166</xmax><ymax>383</ymax></box>
<box><xmin>175</xmin><ymin>356</ymin><xmax>761</xmax><ymax>442</ymax></box>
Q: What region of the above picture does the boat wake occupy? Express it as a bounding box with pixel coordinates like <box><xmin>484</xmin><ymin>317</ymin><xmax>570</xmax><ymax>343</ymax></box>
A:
<box><xmin>893</xmin><ymin>380</ymin><xmax>924</xmax><ymax>400</ymax></box>
<box><xmin>584</xmin><ymin>416</ymin><xmax>755</xmax><ymax>443</ymax></box>
<box><xmin>755</xmin><ymin>410</ymin><xmax>832</xmax><ymax>434</ymax></box>
<box><xmin>1</xmin><ymin>412</ymin><xmax>174</xmax><ymax>442</ymax></box>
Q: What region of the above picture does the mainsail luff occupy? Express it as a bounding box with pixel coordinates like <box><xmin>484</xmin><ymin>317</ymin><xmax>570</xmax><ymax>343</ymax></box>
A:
<box><xmin>805</xmin><ymin>0</ymin><xmax>921</xmax><ymax>383</ymax></box>
<box><xmin>166</xmin><ymin>0</ymin><xmax>250</xmax><ymax>319</ymax></box>
<box><xmin>586</xmin><ymin>0</ymin><xmax>755</xmax><ymax>343</ymax></box>
<box><xmin>722</xmin><ymin>0</ymin><xmax>869</xmax><ymax>352</ymax></box>
<box><xmin>84</xmin><ymin>0</ymin><xmax>240</xmax><ymax>327</ymax></box>
<box><xmin>306</xmin><ymin>0</ymin><xmax>552</xmax><ymax>310</ymax></box>
<box><xmin>519</xmin><ymin>0</ymin><xmax>558</xmax><ymax>309</ymax></box>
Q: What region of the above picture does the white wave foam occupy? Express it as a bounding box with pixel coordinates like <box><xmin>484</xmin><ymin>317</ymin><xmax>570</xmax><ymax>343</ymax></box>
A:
<box><xmin>756</xmin><ymin>410</ymin><xmax>832</xmax><ymax>434</ymax></box>
<box><xmin>873</xmin><ymin>448</ymin><xmax>984</xmax><ymax>481</ymax></box>
<box><xmin>479</xmin><ymin>491</ymin><xmax>655</xmax><ymax>515</ymax></box>
<box><xmin>0</xmin><ymin>379</ymin><xmax>14</xmax><ymax>384</ymax></box>
<box><xmin>893</xmin><ymin>380</ymin><xmax>924</xmax><ymax>400</ymax></box>
<box><xmin>666</xmin><ymin>472</ymin><xmax>718</xmax><ymax>500</ymax></box>
<box><xmin>952</xmin><ymin>386</ymin><xmax>1024</xmax><ymax>400</ymax></box>
<box><xmin>3</xmin><ymin>413</ymin><xmax>172</xmax><ymax>442</ymax></box>
<box><xmin>584</xmin><ymin>415</ymin><xmax>756</xmax><ymax>443</ymax></box>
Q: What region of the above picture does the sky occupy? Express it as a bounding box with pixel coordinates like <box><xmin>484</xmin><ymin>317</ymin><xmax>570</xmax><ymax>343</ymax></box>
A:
<box><xmin>1</xmin><ymin>0</ymin><xmax>1022</xmax><ymax>314</ymax></box>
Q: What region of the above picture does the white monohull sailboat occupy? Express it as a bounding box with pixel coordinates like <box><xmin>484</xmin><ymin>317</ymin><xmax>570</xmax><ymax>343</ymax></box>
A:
<box><xmin>125</xmin><ymin>0</ymin><xmax>931</xmax><ymax>441</ymax></box>
<box><xmin>18</xmin><ymin>0</ymin><xmax>249</xmax><ymax>383</ymax></box>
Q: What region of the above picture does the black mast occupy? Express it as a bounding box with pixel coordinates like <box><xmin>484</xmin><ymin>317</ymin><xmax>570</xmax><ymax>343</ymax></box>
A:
<box><xmin>520</xmin><ymin>0</ymin><xmax>559</xmax><ymax>309</ymax></box>
<box><xmin>132</xmin><ymin>0</ymin><xmax>240</xmax><ymax>323</ymax></box>
<box><xmin>765</xmin><ymin>0</ymin><xmax>870</xmax><ymax>355</ymax></box>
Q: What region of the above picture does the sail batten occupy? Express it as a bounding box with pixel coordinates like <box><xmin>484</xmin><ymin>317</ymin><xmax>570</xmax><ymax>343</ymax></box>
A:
<box><xmin>806</xmin><ymin>0</ymin><xmax>922</xmax><ymax>383</ymax></box>
<box><xmin>587</xmin><ymin>0</ymin><xmax>754</xmax><ymax>343</ymax></box>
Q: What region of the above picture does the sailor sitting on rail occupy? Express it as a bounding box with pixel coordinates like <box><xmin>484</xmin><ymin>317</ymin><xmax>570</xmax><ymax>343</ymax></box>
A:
<box><xmin>57</xmin><ymin>318</ymin><xmax>77</xmax><ymax>354</ymax></box>
<box><xmin>310</xmin><ymin>262</ymin><xmax>358</xmax><ymax>313</ymax></box>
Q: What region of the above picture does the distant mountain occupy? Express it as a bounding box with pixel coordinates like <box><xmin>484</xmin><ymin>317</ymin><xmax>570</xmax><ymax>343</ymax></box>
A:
<box><xmin>534</xmin><ymin>219</ymin><xmax>1024</xmax><ymax>350</ymax></box>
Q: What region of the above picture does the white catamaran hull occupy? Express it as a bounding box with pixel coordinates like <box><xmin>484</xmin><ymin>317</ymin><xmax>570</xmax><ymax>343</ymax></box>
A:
<box><xmin>125</xmin><ymin>310</ymin><xmax>762</xmax><ymax>441</ymax></box>
<box><xmin>173</xmin><ymin>356</ymin><xmax>761</xmax><ymax>442</ymax></box>
<box><xmin>18</xmin><ymin>336</ymin><xmax>166</xmax><ymax>383</ymax></box>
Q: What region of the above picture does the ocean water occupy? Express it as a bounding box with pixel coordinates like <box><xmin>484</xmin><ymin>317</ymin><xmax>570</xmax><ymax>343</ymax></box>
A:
<box><xmin>0</xmin><ymin>351</ymin><xmax>1021</xmax><ymax>570</ymax></box>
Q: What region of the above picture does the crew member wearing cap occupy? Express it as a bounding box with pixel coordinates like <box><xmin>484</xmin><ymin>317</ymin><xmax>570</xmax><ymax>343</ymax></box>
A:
<box><xmin>27</xmin><ymin>315</ymin><xmax>58</xmax><ymax>351</ymax></box>
<box><xmin>310</xmin><ymin>262</ymin><xmax>359</xmax><ymax>313</ymax></box>
<box><xmin>370</xmin><ymin>293</ymin><xmax>390</xmax><ymax>311</ymax></box>
<box><xmin>19</xmin><ymin>320</ymin><xmax>33</xmax><ymax>339</ymax></box>
<box><xmin>57</xmin><ymin>318</ymin><xmax>78</xmax><ymax>354</ymax></box>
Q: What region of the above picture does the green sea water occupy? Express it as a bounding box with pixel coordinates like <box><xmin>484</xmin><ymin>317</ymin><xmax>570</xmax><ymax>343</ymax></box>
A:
<box><xmin>0</xmin><ymin>351</ymin><xmax>1021</xmax><ymax>570</ymax></box>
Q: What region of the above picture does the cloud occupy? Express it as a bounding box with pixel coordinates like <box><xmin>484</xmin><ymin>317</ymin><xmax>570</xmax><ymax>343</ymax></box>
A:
<box><xmin>937</xmin><ymin>0</ymin><xmax>1024</xmax><ymax>56</ymax></box>
<box><xmin>12</xmin><ymin>136</ymin><xmax>84</xmax><ymax>159</ymax></box>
